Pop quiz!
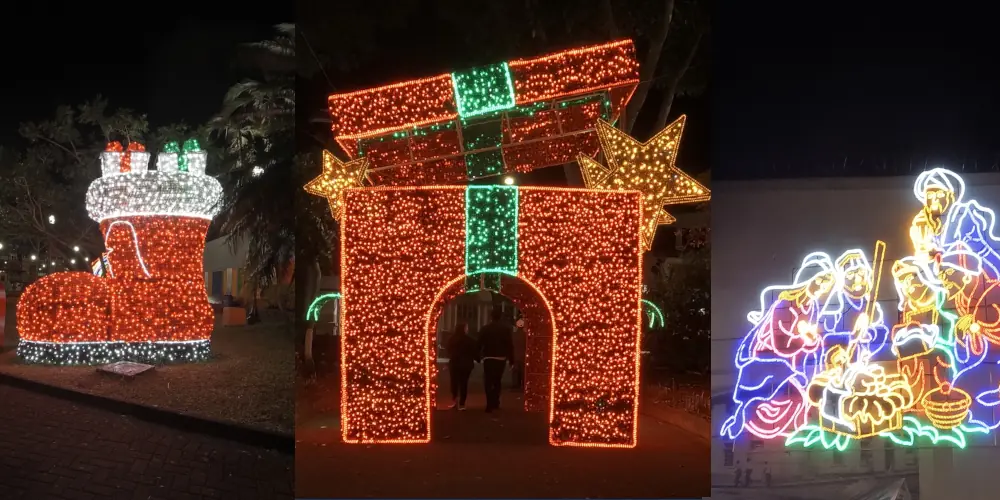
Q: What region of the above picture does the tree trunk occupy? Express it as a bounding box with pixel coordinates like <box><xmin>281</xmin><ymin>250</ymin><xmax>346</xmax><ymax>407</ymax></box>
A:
<box><xmin>525</xmin><ymin>0</ymin><xmax>548</xmax><ymax>45</ymax></box>
<box><xmin>601</xmin><ymin>0</ymin><xmax>619</xmax><ymax>38</ymax></box>
<box><xmin>304</xmin><ymin>326</ymin><xmax>316</xmax><ymax>375</ymax></box>
<box><xmin>624</xmin><ymin>0</ymin><xmax>676</xmax><ymax>134</ymax></box>
<box><xmin>653</xmin><ymin>30</ymin><xmax>703</xmax><ymax>132</ymax></box>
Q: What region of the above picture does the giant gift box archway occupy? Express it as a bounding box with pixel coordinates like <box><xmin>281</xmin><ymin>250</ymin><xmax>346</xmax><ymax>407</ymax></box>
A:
<box><xmin>722</xmin><ymin>167</ymin><xmax>1000</xmax><ymax>450</ymax></box>
<box><xmin>307</xmin><ymin>40</ymin><xmax>710</xmax><ymax>446</ymax></box>
<box><xmin>17</xmin><ymin>140</ymin><xmax>221</xmax><ymax>364</ymax></box>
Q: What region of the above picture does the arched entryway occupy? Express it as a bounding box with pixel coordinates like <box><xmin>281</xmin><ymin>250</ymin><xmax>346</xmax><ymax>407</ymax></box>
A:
<box><xmin>338</xmin><ymin>185</ymin><xmax>643</xmax><ymax>447</ymax></box>
<box><xmin>426</xmin><ymin>273</ymin><xmax>556</xmax><ymax>442</ymax></box>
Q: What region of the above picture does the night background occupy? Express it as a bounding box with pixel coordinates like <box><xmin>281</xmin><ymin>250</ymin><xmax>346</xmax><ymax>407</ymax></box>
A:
<box><xmin>714</xmin><ymin>2</ymin><xmax>1000</xmax><ymax>180</ymax></box>
<box><xmin>1</xmin><ymin>5</ymin><xmax>281</xmax><ymax>145</ymax></box>
<box><xmin>1</xmin><ymin>3</ymin><xmax>293</xmax><ymax>284</ymax></box>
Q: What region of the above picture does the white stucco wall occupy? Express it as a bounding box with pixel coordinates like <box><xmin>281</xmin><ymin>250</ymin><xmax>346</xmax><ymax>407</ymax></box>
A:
<box><xmin>711</xmin><ymin>172</ymin><xmax>1000</xmax><ymax>498</ymax></box>
<box><xmin>203</xmin><ymin>236</ymin><xmax>247</xmax><ymax>273</ymax></box>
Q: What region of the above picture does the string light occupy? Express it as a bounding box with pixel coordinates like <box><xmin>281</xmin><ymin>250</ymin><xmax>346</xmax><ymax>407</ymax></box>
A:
<box><xmin>314</xmin><ymin>39</ymin><xmax>710</xmax><ymax>448</ymax></box>
<box><xmin>578</xmin><ymin>116</ymin><xmax>710</xmax><ymax>251</ymax></box>
<box><xmin>303</xmin><ymin>150</ymin><xmax>370</xmax><ymax>221</ymax></box>
<box><xmin>641</xmin><ymin>299</ymin><xmax>664</xmax><ymax>329</ymax></box>
<box><xmin>721</xmin><ymin>248</ymin><xmax>897</xmax><ymax>445</ymax></box>
<box><xmin>306</xmin><ymin>292</ymin><xmax>341</xmax><ymax>322</ymax></box>
<box><xmin>451</xmin><ymin>62</ymin><xmax>517</xmax><ymax>118</ymax></box>
<box><xmin>327</xmin><ymin>41</ymin><xmax>640</xmax><ymax>185</ymax></box>
<box><xmin>331</xmin><ymin>185</ymin><xmax>645</xmax><ymax>446</ymax></box>
<box><xmin>721</xmin><ymin>167</ymin><xmax>1000</xmax><ymax>452</ymax></box>
<box><xmin>17</xmin><ymin>139</ymin><xmax>220</xmax><ymax>364</ymax></box>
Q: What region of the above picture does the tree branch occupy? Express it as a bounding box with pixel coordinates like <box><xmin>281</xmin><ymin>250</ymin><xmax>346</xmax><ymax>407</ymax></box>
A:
<box><xmin>654</xmin><ymin>29</ymin><xmax>704</xmax><ymax>132</ymax></box>
<box><xmin>601</xmin><ymin>0</ymin><xmax>619</xmax><ymax>39</ymax></box>
<box><xmin>32</xmin><ymin>136</ymin><xmax>84</xmax><ymax>166</ymax></box>
<box><xmin>526</xmin><ymin>0</ymin><xmax>548</xmax><ymax>45</ymax></box>
<box><xmin>624</xmin><ymin>0</ymin><xmax>676</xmax><ymax>134</ymax></box>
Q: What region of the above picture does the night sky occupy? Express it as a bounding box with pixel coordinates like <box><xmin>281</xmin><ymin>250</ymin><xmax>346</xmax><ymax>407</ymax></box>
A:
<box><xmin>713</xmin><ymin>2</ymin><xmax>1000</xmax><ymax>180</ymax></box>
<box><xmin>1</xmin><ymin>4</ymin><xmax>289</xmax><ymax>146</ymax></box>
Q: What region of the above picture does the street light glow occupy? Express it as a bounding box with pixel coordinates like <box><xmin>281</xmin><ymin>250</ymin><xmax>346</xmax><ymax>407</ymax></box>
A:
<box><xmin>30</xmin><ymin>255</ymin><xmax>37</xmax><ymax>261</ymax></box>
<box><xmin>73</xmin><ymin>246</ymin><xmax>80</xmax><ymax>252</ymax></box>
<box><xmin>48</xmin><ymin>215</ymin><xmax>56</xmax><ymax>224</ymax></box>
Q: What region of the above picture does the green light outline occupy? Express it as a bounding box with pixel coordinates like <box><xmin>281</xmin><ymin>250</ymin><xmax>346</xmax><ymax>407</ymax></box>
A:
<box><xmin>306</xmin><ymin>292</ymin><xmax>341</xmax><ymax>322</ymax></box>
<box><xmin>641</xmin><ymin>299</ymin><xmax>665</xmax><ymax>329</ymax></box>
<box><xmin>785</xmin><ymin>424</ymin><xmax>853</xmax><ymax>451</ymax></box>
<box><xmin>451</xmin><ymin>62</ymin><xmax>517</xmax><ymax>119</ymax></box>
<box><xmin>464</xmin><ymin>185</ymin><xmax>518</xmax><ymax>277</ymax></box>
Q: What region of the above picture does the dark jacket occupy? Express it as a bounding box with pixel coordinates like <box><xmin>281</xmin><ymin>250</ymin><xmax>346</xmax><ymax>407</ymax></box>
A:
<box><xmin>477</xmin><ymin>320</ymin><xmax>514</xmax><ymax>362</ymax></box>
<box><xmin>446</xmin><ymin>332</ymin><xmax>479</xmax><ymax>368</ymax></box>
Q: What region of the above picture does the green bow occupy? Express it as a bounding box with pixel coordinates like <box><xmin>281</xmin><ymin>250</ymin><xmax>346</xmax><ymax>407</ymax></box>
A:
<box><xmin>163</xmin><ymin>138</ymin><xmax>202</xmax><ymax>172</ymax></box>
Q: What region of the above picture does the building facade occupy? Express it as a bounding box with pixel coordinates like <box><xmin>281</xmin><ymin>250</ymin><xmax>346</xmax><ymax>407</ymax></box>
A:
<box><xmin>711</xmin><ymin>172</ymin><xmax>1000</xmax><ymax>500</ymax></box>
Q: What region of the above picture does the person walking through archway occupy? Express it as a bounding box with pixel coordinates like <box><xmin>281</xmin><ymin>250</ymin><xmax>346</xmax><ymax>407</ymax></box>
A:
<box><xmin>478</xmin><ymin>308</ymin><xmax>514</xmax><ymax>413</ymax></box>
<box><xmin>446</xmin><ymin>322</ymin><xmax>478</xmax><ymax>410</ymax></box>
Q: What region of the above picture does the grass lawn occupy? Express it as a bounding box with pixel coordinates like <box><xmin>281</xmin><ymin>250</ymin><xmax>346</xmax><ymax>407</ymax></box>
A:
<box><xmin>1</xmin><ymin>296</ymin><xmax>294</xmax><ymax>434</ymax></box>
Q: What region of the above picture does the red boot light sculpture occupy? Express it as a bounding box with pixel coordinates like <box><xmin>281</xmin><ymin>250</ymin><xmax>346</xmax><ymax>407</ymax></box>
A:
<box><xmin>17</xmin><ymin>139</ymin><xmax>222</xmax><ymax>364</ymax></box>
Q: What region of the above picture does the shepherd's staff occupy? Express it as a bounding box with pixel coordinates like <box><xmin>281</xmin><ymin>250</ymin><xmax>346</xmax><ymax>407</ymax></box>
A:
<box><xmin>841</xmin><ymin>240</ymin><xmax>887</xmax><ymax>380</ymax></box>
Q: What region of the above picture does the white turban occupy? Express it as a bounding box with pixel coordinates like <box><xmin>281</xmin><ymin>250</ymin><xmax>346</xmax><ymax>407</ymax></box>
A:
<box><xmin>913</xmin><ymin>168</ymin><xmax>965</xmax><ymax>204</ymax></box>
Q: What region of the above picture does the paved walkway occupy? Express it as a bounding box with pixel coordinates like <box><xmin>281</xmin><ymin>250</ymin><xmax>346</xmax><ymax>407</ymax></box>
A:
<box><xmin>296</xmin><ymin>371</ymin><xmax>709</xmax><ymax>498</ymax></box>
<box><xmin>0</xmin><ymin>384</ymin><xmax>293</xmax><ymax>499</ymax></box>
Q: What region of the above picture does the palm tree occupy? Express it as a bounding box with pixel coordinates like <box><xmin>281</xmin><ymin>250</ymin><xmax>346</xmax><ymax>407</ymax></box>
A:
<box><xmin>210</xmin><ymin>24</ymin><xmax>297</xmax><ymax>292</ymax></box>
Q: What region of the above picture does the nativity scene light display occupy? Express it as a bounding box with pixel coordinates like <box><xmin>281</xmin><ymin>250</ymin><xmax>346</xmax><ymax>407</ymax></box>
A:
<box><xmin>723</xmin><ymin>168</ymin><xmax>1000</xmax><ymax>450</ymax></box>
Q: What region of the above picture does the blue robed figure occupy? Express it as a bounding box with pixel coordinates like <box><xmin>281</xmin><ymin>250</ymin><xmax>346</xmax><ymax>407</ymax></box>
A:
<box><xmin>913</xmin><ymin>168</ymin><xmax>1000</xmax><ymax>431</ymax></box>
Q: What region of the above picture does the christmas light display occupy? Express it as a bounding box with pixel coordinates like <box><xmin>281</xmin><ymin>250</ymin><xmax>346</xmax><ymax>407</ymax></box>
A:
<box><xmin>642</xmin><ymin>299</ymin><xmax>665</xmax><ymax>329</ymax></box>
<box><xmin>306</xmin><ymin>292</ymin><xmax>342</xmax><ymax>322</ymax></box>
<box><xmin>578</xmin><ymin>116</ymin><xmax>710</xmax><ymax>251</ymax></box>
<box><xmin>329</xmin><ymin>186</ymin><xmax>642</xmax><ymax>446</ymax></box>
<box><xmin>17</xmin><ymin>140</ymin><xmax>221</xmax><ymax>364</ymax></box>
<box><xmin>722</xmin><ymin>167</ymin><xmax>1000</xmax><ymax>451</ymax></box>
<box><xmin>88</xmin><ymin>140</ymin><xmax>221</xmax><ymax>221</ymax></box>
<box><xmin>313</xmin><ymin>39</ymin><xmax>709</xmax><ymax>447</ymax></box>
<box><xmin>327</xmin><ymin>40</ymin><xmax>639</xmax><ymax>185</ymax></box>
<box><xmin>303</xmin><ymin>150</ymin><xmax>370</xmax><ymax>221</ymax></box>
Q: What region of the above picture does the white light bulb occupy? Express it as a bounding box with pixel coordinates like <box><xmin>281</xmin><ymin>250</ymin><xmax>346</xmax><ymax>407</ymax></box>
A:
<box><xmin>48</xmin><ymin>215</ymin><xmax>56</xmax><ymax>224</ymax></box>
<box><xmin>73</xmin><ymin>246</ymin><xmax>80</xmax><ymax>252</ymax></box>
<box><xmin>86</xmin><ymin>170</ymin><xmax>222</xmax><ymax>222</ymax></box>
<box><xmin>30</xmin><ymin>255</ymin><xmax>37</xmax><ymax>261</ymax></box>
<box><xmin>503</xmin><ymin>176</ymin><xmax>515</xmax><ymax>185</ymax></box>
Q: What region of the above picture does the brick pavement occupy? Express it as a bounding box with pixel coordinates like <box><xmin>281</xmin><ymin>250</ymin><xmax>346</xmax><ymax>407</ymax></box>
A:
<box><xmin>0</xmin><ymin>384</ymin><xmax>293</xmax><ymax>500</ymax></box>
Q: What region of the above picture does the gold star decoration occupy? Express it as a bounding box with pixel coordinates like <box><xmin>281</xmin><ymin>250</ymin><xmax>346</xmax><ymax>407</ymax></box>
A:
<box><xmin>304</xmin><ymin>150</ymin><xmax>370</xmax><ymax>221</ymax></box>
<box><xmin>577</xmin><ymin>115</ymin><xmax>710</xmax><ymax>251</ymax></box>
